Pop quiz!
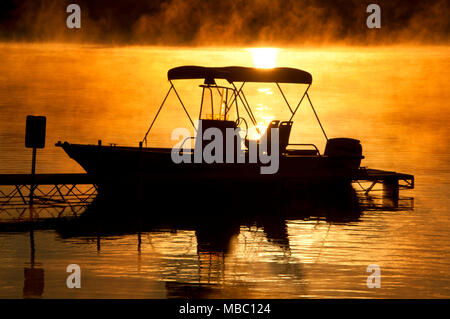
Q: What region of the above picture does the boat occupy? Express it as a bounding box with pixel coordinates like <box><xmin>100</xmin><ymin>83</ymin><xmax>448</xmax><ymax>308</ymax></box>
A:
<box><xmin>56</xmin><ymin>66</ymin><xmax>363</xmax><ymax>195</ymax></box>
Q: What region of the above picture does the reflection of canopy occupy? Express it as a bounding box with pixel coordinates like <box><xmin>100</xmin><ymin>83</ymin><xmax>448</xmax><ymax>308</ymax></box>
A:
<box><xmin>168</xmin><ymin>66</ymin><xmax>313</xmax><ymax>84</ymax></box>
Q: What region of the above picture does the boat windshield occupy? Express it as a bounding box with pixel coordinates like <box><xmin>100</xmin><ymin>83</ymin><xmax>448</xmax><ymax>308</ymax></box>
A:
<box><xmin>199</xmin><ymin>84</ymin><xmax>235</xmax><ymax>121</ymax></box>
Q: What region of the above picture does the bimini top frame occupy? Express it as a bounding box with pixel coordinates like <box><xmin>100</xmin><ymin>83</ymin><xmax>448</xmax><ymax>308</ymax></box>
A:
<box><xmin>142</xmin><ymin>66</ymin><xmax>328</xmax><ymax>146</ymax></box>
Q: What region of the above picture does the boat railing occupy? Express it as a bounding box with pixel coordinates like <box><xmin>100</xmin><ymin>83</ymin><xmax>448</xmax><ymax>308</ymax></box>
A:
<box><xmin>178</xmin><ymin>136</ymin><xmax>195</xmax><ymax>152</ymax></box>
<box><xmin>284</xmin><ymin>143</ymin><xmax>321</xmax><ymax>156</ymax></box>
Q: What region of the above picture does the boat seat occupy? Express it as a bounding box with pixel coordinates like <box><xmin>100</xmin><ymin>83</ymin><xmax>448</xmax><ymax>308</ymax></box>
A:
<box><xmin>244</xmin><ymin>120</ymin><xmax>320</xmax><ymax>156</ymax></box>
<box><xmin>244</xmin><ymin>120</ymin><xmax>280</xmax><ymax>150</ymax></box>
<box><xmin>279</xmin><ymin>121</ymin><xmax>293</xmax><ymax>153</ymax></box>
<box><xmin>279</xmin><ymin>121</ymin><xmax>320</xmax><ymax>156</ymax></box>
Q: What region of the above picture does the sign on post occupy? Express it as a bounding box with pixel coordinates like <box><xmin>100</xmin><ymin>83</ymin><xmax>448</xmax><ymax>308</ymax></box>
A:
<box><xmin>25</xmin><ymin>116</ymin><xmax>46</xmax><ymax>149</ymax></box>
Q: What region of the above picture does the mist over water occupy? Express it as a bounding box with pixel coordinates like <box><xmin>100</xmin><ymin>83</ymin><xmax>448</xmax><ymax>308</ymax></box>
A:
<box><xmin>1</xmin><ymin>0</ymin><xmax>449</xmax><ymax>45</ymax></box>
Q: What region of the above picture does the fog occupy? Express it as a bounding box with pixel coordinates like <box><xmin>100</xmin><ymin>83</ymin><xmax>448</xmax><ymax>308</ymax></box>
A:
<box><xmin>0</xmin><ymin>0</ymin><xmax>449</xmax><ymax>45</ymax></box>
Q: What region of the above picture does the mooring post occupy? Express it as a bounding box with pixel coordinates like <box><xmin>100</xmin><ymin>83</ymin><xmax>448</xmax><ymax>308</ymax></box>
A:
<box><xmin>97</xmin><ymin>233</ymin><xmax>101</xmax><ymax>252</ymax></box>
<box><xmin>137</xmin><ymin>141</ymin><xmax>143</xmax><ymax>201</ymax></box>
<box><xmin>383</xmin><ymin>177</ymin><xmax>399</xmax><ymax>208</ymax></box>
<box><xmin>138</xmin><ymin>231</ymin><xmax>142</xmax><ymax>253</ymax></box>
<box><xmin>30</xmin><ymin>147</ymin><xmax>37</xmax><ymax>205</ymax></box>
<box><xmin>30</xmin><ymin>229</ymin><xmax>35</xmax><ymax>266</ymax></box>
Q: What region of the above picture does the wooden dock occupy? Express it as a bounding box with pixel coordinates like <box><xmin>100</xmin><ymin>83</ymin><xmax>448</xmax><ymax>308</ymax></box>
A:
<box><xmin>353</xmin><ymin>168</ymin><xmax>414</xmax><ymax>197</ymax></box>
<box><xmin>0</xmin><ymin>169</ymin><xmax>414</xmax><ymax>225</ymax></box>
<box><xmin>0</xmin><ymin>173</ymin><xmax>97</xmax><ymax>219</ymax></box>
<box><xmin>0</xmin><ymin>168</ymin><xmax>414</xmax><ymax>196</ymax></box>
<box><xmin>0</xmin><ymin>173</ymin><xmax>95</xmax><ymax>186</ymax></box>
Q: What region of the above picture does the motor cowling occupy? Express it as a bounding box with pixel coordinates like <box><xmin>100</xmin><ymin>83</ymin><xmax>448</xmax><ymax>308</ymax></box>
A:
<box><xmin>324</xmin><ymin>138</ymin><xmax>363</xmax><ymax>168</ymax></box>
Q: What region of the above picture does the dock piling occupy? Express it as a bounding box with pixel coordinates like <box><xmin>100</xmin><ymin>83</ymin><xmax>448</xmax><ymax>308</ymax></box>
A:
<box><xmin>29</xmin><ymin>147</ymin><xmax>36</xmax><ymax>206</ymax></box>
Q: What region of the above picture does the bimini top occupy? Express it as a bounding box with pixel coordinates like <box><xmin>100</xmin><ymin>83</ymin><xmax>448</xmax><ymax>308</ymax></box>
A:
<box><xmin>167</xmin><ymin>66</ymin><xmax>312</xmax><ymax>84</ymax></box>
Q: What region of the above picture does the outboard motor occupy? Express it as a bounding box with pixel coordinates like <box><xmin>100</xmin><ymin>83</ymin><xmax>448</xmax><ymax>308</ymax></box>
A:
<box><xmin>324</xmin><ymin>138</ymin><xmax>363</xmax><ymax>169</ymax></box>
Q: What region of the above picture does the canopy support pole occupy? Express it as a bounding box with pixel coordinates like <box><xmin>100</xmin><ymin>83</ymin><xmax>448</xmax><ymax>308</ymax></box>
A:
<box><xmin>231</xmin><ymin>84</ymin><xmax>250</xmax><ymax>122</ymax></box>
<box><xmin>276</xmin><ymin>83</ymin><xmax>294</xmax><ymax>115</ymax></box>
<box><xmin>306</xmin><ymin>92</ymin><xmax>328</xmax><ymax>141</ymax></box>
<box><xmin>240</xmin><ymin>90</ymin><xmax>256</xmax><ymax>124</ymax></box>
<box><xmin>142</xmin><ymin>85</ymin><xmax>173</xmax><ymax>146</ymax></box>
<box><xmin>289</xmin><ymin>84</ymin><xmax>310</xmax><ymax>122</ymax></box>
<box><xmin>226</xmin><ymin>82</ymin><xmax>244</xmax><ymax>115</ymax></box>
<box><xmin>232</xmin><ymin>83</ymin><xmax>258</xmax><ymax>129</ymax></box>
<box><xmin>171</xmin><ymin>81</ymin><xmax>196</xmax><ymax>132</ymax></box>
<box><xmin>199</xmin><ymin>87</ymin><xmax>205</xmax><ymax>120</ymax></box>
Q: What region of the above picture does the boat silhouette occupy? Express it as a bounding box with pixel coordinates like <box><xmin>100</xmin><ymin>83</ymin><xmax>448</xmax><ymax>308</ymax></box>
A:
<box><xmin>56</xmin><ymin>66</ymin><xmax>363</xmax><ymax>193</ymax></box>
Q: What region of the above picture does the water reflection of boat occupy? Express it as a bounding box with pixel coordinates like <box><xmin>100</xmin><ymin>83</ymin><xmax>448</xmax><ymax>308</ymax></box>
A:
<box><xmin>53</xmin><ymin>187</ymin><xmax>361</xmax><ymax>298</ymax></box>
<box><xmin>55</xmin><ymin>183</ymin><xmax>362</xmax><ymax>243</ymax></box>
<box><xmin>56</xmin><ymin>66</ymin><xmax>363</xmax><ymax>193</ymax></box>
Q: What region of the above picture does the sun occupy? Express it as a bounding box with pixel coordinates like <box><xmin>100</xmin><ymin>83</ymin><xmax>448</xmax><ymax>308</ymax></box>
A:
<box><xmin>248</xmin><ymin>48</ymin><xmax>279</xmax><ymax>69</ymax></box>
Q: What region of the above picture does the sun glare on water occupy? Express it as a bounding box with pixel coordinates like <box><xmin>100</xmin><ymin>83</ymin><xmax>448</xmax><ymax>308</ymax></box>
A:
<box><xmin>249</xmin><ymin>48</ymin><xmax>279</xmax><ymax>68</ymax></box>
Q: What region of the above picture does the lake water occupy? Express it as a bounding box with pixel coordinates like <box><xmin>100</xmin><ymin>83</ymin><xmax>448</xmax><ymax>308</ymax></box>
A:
<box><xmin>0</xmin><ymin>43</ymin><xmax>449</xmax><ymax>298</ymax></box>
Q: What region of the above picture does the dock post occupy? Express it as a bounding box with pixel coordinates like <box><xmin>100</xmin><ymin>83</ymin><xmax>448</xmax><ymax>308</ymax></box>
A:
<box><xmin>29</xmin><ymin>147</ymin><xmax>36</xmax><ymax>205</ymax></box>
<box><xmin>25</xmin><ymin>115</ymin><xmax>46</xmax><ymax>206</ymax></box>
<box><xmin>383</xmin><ymin>177</ymin><xmax>399</xmax><ymax>208</ymax></box>
<box><xmin>137</xmin><ymin>141</ymin><xmax>143</xmax><ymax>201</ymax></box>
